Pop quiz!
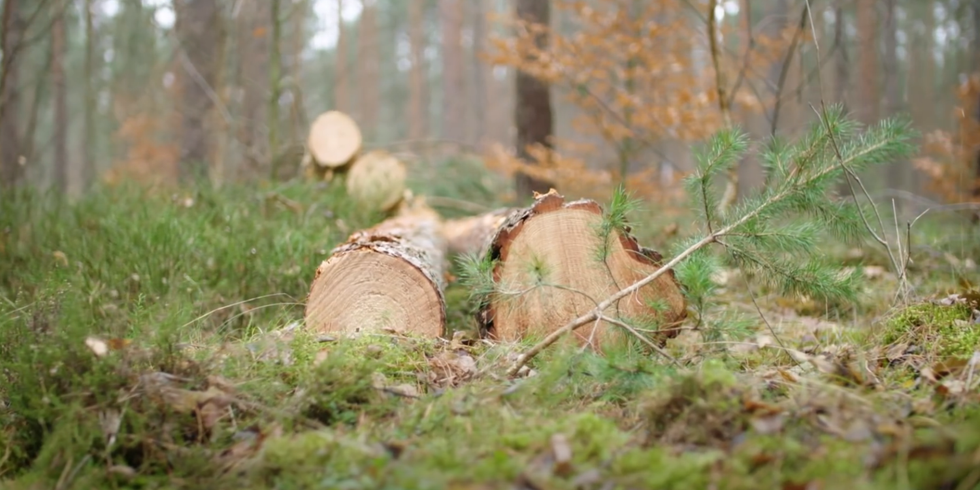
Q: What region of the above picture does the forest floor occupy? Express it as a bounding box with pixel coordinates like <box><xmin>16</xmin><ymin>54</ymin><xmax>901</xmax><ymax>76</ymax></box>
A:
<box><xmin>2</xmin><ymin>165</ymin><xmax>980</xmax><ymax>490</ymax></box>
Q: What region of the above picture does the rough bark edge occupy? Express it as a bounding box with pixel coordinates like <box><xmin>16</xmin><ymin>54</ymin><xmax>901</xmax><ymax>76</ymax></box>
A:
<box><xmin>476</xmin><ymin>189</ymin><xmax>686</xmax><ymax>341</ymax></box>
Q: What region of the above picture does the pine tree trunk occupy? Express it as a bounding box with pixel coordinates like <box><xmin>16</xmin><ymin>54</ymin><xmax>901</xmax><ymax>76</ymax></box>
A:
<box><xmin>514</xmin><ymin>0</ymin><xmax>554</xmax><ymax>200</ymax></box>
<box><xmin>305</xmin><ymin>200</ymin><xmax>448</xmax><ymax>338</ymax></box>
<box><xmin>474</xmin><ymin>190</ymin><xmax>687</xmax><ymax>349</ymax></box>
<box><xmin>269</xmin><ymin>0</ymin><xmax>282</xmax><ymax>178</ymax></box>
<box><xmin>83</xmin><ymin>0</ymin><xmax>95</xmax><ymax>190</ymax></box>
<box><xmin>856</xmin><ymin>0</ymin><xmax>878</xmax><ymax>124</ymax></box>
<box><xmin>440</xmin><ymin>0</ymin><xmax>464</xmax><ymax>143</ymax></box>
<box><xmin>335</xmin><ymin>0</ymin><xmax>349</xmax><ymax>113</ymax></box>
<box><xmin>238</xmin><ymin>0</ymin><xmax>270</xmax><ymax>179</ymax></box>
<box><xmin>289</xmin><ymin>0</ymin><xmax>308</xmax><ymax>147</ymax></box>
<box><xmin>358</xmin><ymin>0</ymin><xmax>379</xmax><ymax>140</ymax></box>
<box><xmin>52</xmin><ymin>1</ymin><xmax>68</xmax><ymax>194</ymax></box>
<box><xmin>470</xmin><ymin>0</ymin><xmax>488</xmax><ymax>150</ymax></box>
<box><xmin>0</xmin><ymin>0</ymin><xmax>24</xmax><ymax>189</ymax></box>
<box><xmin>833</xmin><ymin>1</ymin><xmax>849</xmax><ymax>108</ymax></box>
<box><xmin>973</xmin><ymin>0</ymin><xmax>980</xmax><ymax>202</ymax></box>
<box><xmin>175</xmin><ymin>0</ymin><xmax>223</xmax><ymax>182</ymax></box>
<box><xmin>882</xmin><ymin>0</ymin><xmax>905</xmax><ymax>208</ymax></box>
<box><xmin>408</xmin><ymin>0</ymin><xmax>427</xmax><ymax>140</ymax></box>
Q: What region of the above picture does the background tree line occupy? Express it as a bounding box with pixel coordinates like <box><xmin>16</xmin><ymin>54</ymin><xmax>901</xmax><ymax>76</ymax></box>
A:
<box><xmin>1</xmin><ymin>0</ymin><xmax>979</xmax><ymax>213</ymax></box>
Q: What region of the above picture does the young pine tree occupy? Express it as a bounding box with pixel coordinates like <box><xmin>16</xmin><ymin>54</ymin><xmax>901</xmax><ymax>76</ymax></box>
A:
<box><xmin>495</xmin><ymin>104</ymin><xmax>918</xmax><ymax>374</ymax></box>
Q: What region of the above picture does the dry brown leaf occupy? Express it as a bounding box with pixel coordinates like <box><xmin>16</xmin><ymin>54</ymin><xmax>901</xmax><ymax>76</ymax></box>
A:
<box><xmin>550</xmin><ymin>433</ymin><xmax>573</xmax><ymax>477</ymax></box>
<box><xmin>885</xmin><ymin>343</ymin><xmax>909</xmax><ymax>362</ymax></box>
<box><xmin>778</xmin><ymin>369</ymin><xmax>800</xmax><ymax>383</ymax></box>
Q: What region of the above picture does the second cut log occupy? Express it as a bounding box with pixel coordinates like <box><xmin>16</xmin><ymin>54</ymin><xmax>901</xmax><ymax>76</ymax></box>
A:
<box><xmin>476</xmin><ymin>190</ymin><xmax>687</xmax><ymax>350</ymax></box>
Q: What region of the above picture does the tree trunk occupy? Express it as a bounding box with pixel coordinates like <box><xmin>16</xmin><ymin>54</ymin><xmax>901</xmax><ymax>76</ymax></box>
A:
<box><xmin>469</xmin><ymin>0</ymin><xmax>487</xmax><ymax>149</ymax></box>
<box><xmin>335</xmin><ymin>0</ymin><xmax>349</xmax><ymax>113</ymax></box>
<box><xmin>973</xmin><ymin>0</ymin><xmax>980</xmax><ymax>203</ymax></box>
<box><xmin>288</xmin><ymin>0</ymin><xmax>308</xmax><ymax>148</ymax></box>
<box><xmin>908</xmin><ymin>2</ymin><xmax>934</xmax><ymax>130</ymax></box>
<box><xmin>440</xmin><ymin>0</ymin><xmax>464</xmax><ymax>142</ymax></box>
<box><xmin>237</xmin><ymin>0</ymin><xmax>270</xmax><ymax>179</ymax></box>
<box><xmin>83</xmin><ymin>0</ymin><xmax>95</xmax><ymax>190</ymax></box>
<box><xmin>973</xmin><ymin>0</ymin><xmax>980</xmax><ymax>202</ymax></box>
<box><xmin>856</xmin><ymin>0</ymin><xmax>878</xmax><ymax>125</ymax></box>
<box><xmin>882</xmin><ymin>0</ymin><xmax>905</xmax><ymax>207</ymax></box>
<box><xmin>407</xmin><ymin>0</ymin><xmax>427</xmax><ymax>140</ymax></box>
<box><xmin>475</xmin><ymin>190</ymin><xmax>687</xmax><ymax>350</ymax></box>
<box><xmin>514</xmin><ymin>0</ymin><xmax>555</xmax><ymax>200</ymax></box>
<box><xmin>269</xmin><ymin>0</ymin><xmax>282</xmax><ymax>178</ymax></box>
<box><xmin>175</xmin><ymin>0</ymin><xmax>224</xmax><ymax>182</ymax></box>
<box><xmin>305</xmin><ymin>200</ymin><xmax>448</xmax><ymax>338</ymax></box>
<box><xmin>833</xmin><ymin>1</ymin><xmax>849</xmax><ymax>108</ymax></box>
<box><xmin>52</xmin><ymin>1</ymin><xmax>68</xmax><ymax>194</ymax></box>
<box><xmin>358</xmin><ymin>0</ymin><xmax>379</xmax><ymax>140</ymax></box>
<box><xmin>0</xmin><ymin>0</ymin><xmax>24</xmax><ymax>188</ymax></box>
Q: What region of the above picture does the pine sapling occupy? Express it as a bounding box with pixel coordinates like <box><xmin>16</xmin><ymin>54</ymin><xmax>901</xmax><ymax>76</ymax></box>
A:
<box><xmin>505</xmin><ymin>104</ymin><xmax>918</xmax><ymax>376</ymax></box>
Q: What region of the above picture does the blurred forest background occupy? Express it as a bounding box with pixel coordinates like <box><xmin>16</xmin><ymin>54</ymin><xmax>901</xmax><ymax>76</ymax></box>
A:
<box><xmin>2</xmin><ymin>0</ymin><xmax>979</xmax><ymax>214</ymax></box>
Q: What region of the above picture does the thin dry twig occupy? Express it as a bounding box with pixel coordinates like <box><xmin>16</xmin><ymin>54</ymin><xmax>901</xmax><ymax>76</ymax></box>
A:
<box><xmin>598</xmin><ymin>314</ymin><xmax>680</xmax><ymax>367</ymax></box>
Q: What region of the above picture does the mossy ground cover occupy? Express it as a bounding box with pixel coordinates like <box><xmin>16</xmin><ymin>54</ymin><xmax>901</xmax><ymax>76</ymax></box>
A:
<box><xmin>2</xmin><ymin>179</ymin><xmax>980</xmax><ymax>490</ymax></box>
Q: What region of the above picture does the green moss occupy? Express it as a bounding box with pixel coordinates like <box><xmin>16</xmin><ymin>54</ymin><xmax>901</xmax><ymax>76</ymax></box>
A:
<box><xmin>882</xmin><ymin>302</ymin><xmax>977</xmax><ymax>358</ymax></box>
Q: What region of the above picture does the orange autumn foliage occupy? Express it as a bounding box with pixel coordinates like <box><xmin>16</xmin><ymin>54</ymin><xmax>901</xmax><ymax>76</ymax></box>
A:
<box><xmin>913</xmin><ymin>74</ymin><xmax>980</xmax><ymax>205</ymax></box>
<box><xmin>485</xmin><ymin>0</ymin><xmax>807</xmax><ymax>206</ymax></box>
<box><xmin>103</xmin><ymin>109</ymin><xmax>179</xmax><ymax>188</ymax></box>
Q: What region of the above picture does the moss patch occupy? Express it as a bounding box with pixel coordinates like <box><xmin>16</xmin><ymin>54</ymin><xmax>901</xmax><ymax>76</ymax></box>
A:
<box><xmin>882</xmin><ymin>301</ymin><xmax>978</xmax><ymax>358</ymax></box>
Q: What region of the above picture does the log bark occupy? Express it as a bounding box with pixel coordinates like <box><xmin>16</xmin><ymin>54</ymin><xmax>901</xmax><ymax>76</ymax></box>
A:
<box><xmin>304</xmin><ymin>199</ymin><xmax>448</xmax><ymax>338</ymax></box>
<box><xmin>476</xmin><ymin>190</ymin><xmax>687</xmax><ymax>349</ymax></box>
<box><xmin>442</xmin><ymin>208</ymin><xmax>513</xmax><ymax>257</ymax></box>
<box><xmin>345</xmin><ymin>150</ymin><xmax>407</xmax><ymax>213</ymax></box>
<box><xmin>306</xmin><ymin>110</ymin><xmax>362</xmax><ymax>168</ymax></box>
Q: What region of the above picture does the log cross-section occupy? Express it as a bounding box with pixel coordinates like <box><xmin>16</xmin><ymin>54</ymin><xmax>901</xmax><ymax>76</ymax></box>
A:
<box><xmin>304</xmin><ymin>203</ymin><xmax>448</xmax><ymax>338</ymax></box>
<box><xmin>477</xmin><ymin>190</ymin><xmax>687</xmax><ymax>349</ymax></box>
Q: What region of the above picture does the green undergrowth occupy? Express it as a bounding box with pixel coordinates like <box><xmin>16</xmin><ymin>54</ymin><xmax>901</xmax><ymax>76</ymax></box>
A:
<box><xmin>3</xmin><ymin>181</ymin><xmax>980</xmax><ymax>489</ymax></box>
<box><xmin>880</xmin><ymin>300</ymin><xmax>977</xmax><ymax>357</ymax></box>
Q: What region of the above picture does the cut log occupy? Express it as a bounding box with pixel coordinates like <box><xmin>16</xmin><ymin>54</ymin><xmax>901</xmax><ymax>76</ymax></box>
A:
<box><xmin>441</xmin><ymin>207</ymin><xmax>514</xmax><ymax>257</ymax></box>
<box><xmin>304</xmin><ymin>198</ymin><xmax>448</xmax><ymax>338</ymax></box>
<box><xmin>345</xmin><ymin>150</ymin><xmax>408</xmax><ymax>213</ymax></box>
<box><xmin>476</xmin><ymin>190</ymin><xmax>687</xmax><ymax>349</ymax></box>
<box><xmin>307</xmin><ymin>110</ymin><xmax>362</xmax><ymax>168</ymax></box>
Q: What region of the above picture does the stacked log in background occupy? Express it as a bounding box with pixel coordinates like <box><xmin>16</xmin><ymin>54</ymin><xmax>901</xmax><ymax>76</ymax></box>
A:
<box><xmin>302</xmin><ymin>110</ymin><xmax>407</xmax><ymax>214</ymax></box>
